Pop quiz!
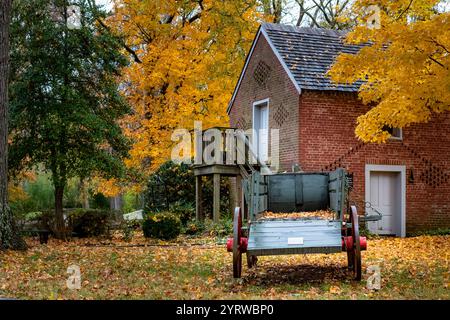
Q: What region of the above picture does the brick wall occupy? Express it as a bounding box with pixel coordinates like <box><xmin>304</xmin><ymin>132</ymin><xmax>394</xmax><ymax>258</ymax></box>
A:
<box><xmin>228</xmin><ymin>34</ymin><xmax>300</xmax><ymax>171</ymax></box>
<box><xmin>299</xmin><ymin>90</ymin><xmax>450</xmax><ymax>233</ymax></box>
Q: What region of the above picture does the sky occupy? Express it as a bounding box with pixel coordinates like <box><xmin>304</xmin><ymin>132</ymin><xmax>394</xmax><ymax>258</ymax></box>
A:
<box><xmin>94</xmin><ymin>0</ymin><xmax>450</xmax><ymax>23</ymax></box>
<box><xmin>95</xmin><ymin>0</ymin><xmax>113</xmax><ymax>10</ymax></box>
<box><xmin>93</xmin><ymin>0</ymin><xmax>308</xmax><ymax>24</ymax></box>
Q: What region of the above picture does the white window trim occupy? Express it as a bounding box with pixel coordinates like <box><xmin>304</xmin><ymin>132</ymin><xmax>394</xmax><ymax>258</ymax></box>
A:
<box><xmin>252</xmin><ymin>98</ymin><xmax>270</xmax><ymax>164</ymax></box>
<box><xmin>388</xmin><ymin>128</ymin><xmax>403</xmax><ymax>141</ymax></box>
<box><xmin>365</xmin><ymin>165</ymin><xmax>406</xmax><ymax>237</ymax></box>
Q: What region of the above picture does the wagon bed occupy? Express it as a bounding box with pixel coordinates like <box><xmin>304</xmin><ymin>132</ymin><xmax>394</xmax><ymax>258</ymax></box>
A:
<box><xmin>247</xmin><ymin>219</ymin><xmax>342</xmax><ymax>256</ymax></box>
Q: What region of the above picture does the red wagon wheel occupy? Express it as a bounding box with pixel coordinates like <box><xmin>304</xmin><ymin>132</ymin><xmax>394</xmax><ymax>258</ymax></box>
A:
<box><xmin>233</xmin><ymin>207</ymin><xmax>243</xmax><ymax>278</ymax></box>
<box><xmin>347</xmin><ymin>205</ymin><xmax>362</xmax><ymax>281</ymax></box>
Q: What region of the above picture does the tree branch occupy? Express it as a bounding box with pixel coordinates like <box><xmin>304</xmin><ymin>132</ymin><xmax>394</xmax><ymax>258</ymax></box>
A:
<box><xmin>396</xmin><ymin>0</ymin><xmax>414</xmax><ymax>21</ymax></box>
<box><xmin>86</xmin><ymin>0</ymin><xmax>142</xmax><ymax>63</ymax></box>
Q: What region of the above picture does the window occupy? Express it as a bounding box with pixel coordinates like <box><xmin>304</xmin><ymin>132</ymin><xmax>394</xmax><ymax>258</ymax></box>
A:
<box><xmin>383</xmin><ymin>126</ymin><xmax>403</xmax><ymax>140</ymax></box>
<box><xmin>253</xmin><ymin>99</ymin><xmax>269</xmax><ymax>163</ymax></box>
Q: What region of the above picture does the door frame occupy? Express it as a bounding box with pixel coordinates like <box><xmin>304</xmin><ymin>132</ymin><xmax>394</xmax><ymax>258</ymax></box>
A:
<box><xmin>252</xmin><ymin>98</ymin><xmax>270</xmax><ymax>163</ymax></box>
<box><xmin>365</xmin><ymin>164</ymin><xmax>406</xmax><ymax>237</ymax></box>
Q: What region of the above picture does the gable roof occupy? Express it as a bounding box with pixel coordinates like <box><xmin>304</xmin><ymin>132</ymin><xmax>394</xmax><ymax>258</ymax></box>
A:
<box><xmin>227</xmin><ymin>23</ymin><xmax>364</xmax><ymax>114</ymax></box>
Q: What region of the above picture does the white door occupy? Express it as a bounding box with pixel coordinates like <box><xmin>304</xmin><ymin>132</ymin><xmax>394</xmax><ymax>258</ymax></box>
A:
<box><xmin>368</xmin><ymin>172</ymin><xmax>400</xmax><ymax>235</ymax></box>
<box><xmin>253</xmin><ymin>101</ymin><xmax>269</xmax><ymax>163</ymax></box>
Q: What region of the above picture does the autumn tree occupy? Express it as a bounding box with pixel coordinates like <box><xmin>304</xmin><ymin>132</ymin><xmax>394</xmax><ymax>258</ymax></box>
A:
<box><xmin>328</xmin><ymin>0</ymin><xmax>450</xmax><ymax>142</ymax></box>
<box><xmin>103</xmin><ymin>0</ymin><xmax>265</xmax><ymax>191</ymax></box>
<box><xmin>8</xmin><ymin>0</ymin><xmax>130</xmax><ymax>238</ymax></box>
<box><xmin>0</xmin><ymin>0</ymin><xmax>26</xmax><ymax>250</ymax></box>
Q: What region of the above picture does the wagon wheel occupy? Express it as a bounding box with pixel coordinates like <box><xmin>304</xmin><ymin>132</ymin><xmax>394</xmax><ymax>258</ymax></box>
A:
<box><xmin>347</xmin><ymin>205</ymin><xmax>362</xmax><ymax>281</ymax></box>
<box><xmin>233</xmin><ymin>207</ymin><xmax>243</xmax><ymax>278</ymax></box>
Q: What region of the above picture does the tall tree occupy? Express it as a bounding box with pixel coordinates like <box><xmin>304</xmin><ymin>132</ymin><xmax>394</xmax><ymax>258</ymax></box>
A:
<box><xmin>0</xmin><ymin>0</ymin><xmax>26</xmax><ymax>250</ymax></box>
<box><xmin>98</xmin><ymin>0</ymin><xmax>265</xmax><ymax>193</ymax></box>
<box><xmin>9</xmin><ymin>0</ymin><xmax>130</xmax><ymax>238</ymax></box>
<box><xmin>328</xmin><ymin>0</ymin><xmax>450</xmax><ymax>142</ymax></box>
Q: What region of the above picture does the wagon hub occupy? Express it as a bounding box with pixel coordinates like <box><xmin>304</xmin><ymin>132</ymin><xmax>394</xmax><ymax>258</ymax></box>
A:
<box><xmin>226</xmin><ymin>237</ymin><xmax>248</xmax><ymax>253</ymax></box>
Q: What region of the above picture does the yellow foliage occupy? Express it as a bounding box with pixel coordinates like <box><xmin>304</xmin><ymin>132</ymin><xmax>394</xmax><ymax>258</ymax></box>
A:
<box><xmin>8</xmin><ymin>170</ymin><xmax>35</xmax><ymax>202</ymax></box>
<box><xmin>94</xmin><ymin>177</ymin><xmax>122</xmax><ymax>198</ymax></box>
<box><xmin>329</xmin><ymin>0</ymin><xmax>450</xmax><ymax>143</ymax></box>
<box><xmin>8</xmin><ymin>183</ymin><xmax>28</xmax><ymax>202</ymax></box>
<box><xmin>109</xmin><ymin>0</ymin><xmax>265</xmax><ymax>185</ymax></box>
<box><xmin>93</xmin><ymin>176</ymin><xmax>143</xmax><ymax>197</ymax></box>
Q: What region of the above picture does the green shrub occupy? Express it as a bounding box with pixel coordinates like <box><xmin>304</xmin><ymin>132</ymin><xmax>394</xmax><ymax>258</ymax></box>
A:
<box><xmin>68</xmin><ymin>209</ymin><xmax>111</xmax><ymax>237</ymax></box>
<box><xmin>170</xmin><ymin>202</ymin><xmax>195</xmax><ymax>225</ymax></box>
<box><xmin>184</xmin><ymin>220</ymin><xmax>205</xmax><ymax>235</ymax></box>
<box><xmin>205</xmin><ymin>218</ymin><xmax>233</xmax><ymax>237</ymax></box>
<box><xmin>142</xmin><ymin>212</ymin><xmax>181</xmax><ymax>240</ymax></box>
<box><xmin>20</xmin><ymin>210</ymin><xmax>54</xmax><ymax>233</ymax></box>
<box><xmin>143</xmin><ymin>161</ymin><xmax>195</xmax><ymax>213</ymax></box>
<box><xmin>143</xmin><ymin>161</ymin><xmax>231</xmax><ymax>220</ymax></box>
<box><xmin>120</xmin><ymin>220</ymin><xmax>142</xmax><ymax>242</ymax></box>
<box><xmin>23</xmin><ymin>211</ymin><xmax>44</xmax><ymax>222</ymax></box>
<box><xmin>407</xmin><ymin>228</ymin><xmax>450</xmax><ymax>237</ymax></box>
<box><xmin>359</xmin><ymin>225</ymin><xmax>376</xmax><ymax>238</ymax></box>
<box><xmin>90</xmin><ymin>193</ymin><xmax>110</xmax><ymax>210</ymax></box>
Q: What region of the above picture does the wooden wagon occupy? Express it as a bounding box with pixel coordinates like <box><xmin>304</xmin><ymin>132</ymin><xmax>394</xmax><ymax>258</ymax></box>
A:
<box><xmin>226</xmin><ymin>168</ymin><xmax>378</xmax><ymax>281</ymax></box>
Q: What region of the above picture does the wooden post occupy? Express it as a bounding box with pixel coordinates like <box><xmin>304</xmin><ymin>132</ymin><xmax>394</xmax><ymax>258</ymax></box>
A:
<box><xmin>213</xmin><ymin>173</ymin><xmax>220</xmax><ymax>223</ymax></box>
<box><xmin>236</xmin><ymin>174</ymin><xmax>243</xmax><ymax>210</ymax></box>
<box><xmin>195</xmin><ymin>175</ymin><xmax>203</xmax><ymax>221</ymax></box>
<box><xmin>229</xmin><ymin>177</ymin><xmax>236</xmax><ymax>215</ymax></box>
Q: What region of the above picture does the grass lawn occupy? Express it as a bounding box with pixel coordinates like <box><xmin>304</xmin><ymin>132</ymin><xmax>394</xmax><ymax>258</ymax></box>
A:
<box><xmin>0</xmin><ymin>233</ymin><xmax>448</xmax><ymax>300</ymax></box>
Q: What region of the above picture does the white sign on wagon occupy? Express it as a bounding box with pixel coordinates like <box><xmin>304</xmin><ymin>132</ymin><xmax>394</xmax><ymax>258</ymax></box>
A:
<box><xmin>288</xmin><ymin>237</ymin><xmax>304</xmax><ymax>245</ymax></box>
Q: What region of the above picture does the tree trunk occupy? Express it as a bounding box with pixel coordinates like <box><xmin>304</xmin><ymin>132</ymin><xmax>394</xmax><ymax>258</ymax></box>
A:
<box><xmin>0</xmin><ymin>0</ymin><xmax>26</xmax><ymax>250</ymax></box>
<box><xmin>54</xmin><ymin>185</ymin><xmax>66</xmax><ymax>239</ymax></box>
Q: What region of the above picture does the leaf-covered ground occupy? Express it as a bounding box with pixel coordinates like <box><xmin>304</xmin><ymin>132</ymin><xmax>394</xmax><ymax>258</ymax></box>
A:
<box><xmin>0</xmin><ymin>234</ymin><xmax>448</xmax><ymax>299</ymax></box>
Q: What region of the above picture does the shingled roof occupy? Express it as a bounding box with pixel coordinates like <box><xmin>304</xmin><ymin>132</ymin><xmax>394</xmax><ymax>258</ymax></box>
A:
<box><xmin>227</xmin><ymin>23</ymin><xmax>365</xmax><ymax>113</ymax></box>
<box><xmin>263</xmin><ymin>23</ymin><xmax>364</xmax><ymax>91</ymax></box>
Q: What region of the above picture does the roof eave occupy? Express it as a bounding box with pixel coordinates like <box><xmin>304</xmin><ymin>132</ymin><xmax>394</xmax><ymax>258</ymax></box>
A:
<box><xmin>226</xmin><ymin>26</ymin><xmax>301</xmax><ymax>115</ymax></box>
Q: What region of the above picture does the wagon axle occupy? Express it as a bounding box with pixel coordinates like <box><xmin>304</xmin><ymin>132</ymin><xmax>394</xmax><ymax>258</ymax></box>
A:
<box><xmin>342</xmin><ymin>236</ymin><xmax>367</xmax><ymax>251</ymax></box>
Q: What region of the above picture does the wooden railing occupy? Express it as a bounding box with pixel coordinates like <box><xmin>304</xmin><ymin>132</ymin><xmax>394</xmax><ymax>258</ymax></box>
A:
<box><xmin>194</xmin><ymin>126</ymin><xmax>267</xmax><ymax>170</ymax></box>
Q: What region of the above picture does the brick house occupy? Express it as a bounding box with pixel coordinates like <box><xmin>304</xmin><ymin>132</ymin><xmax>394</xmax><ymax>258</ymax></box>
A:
<box><xmin>227</xmin><ymin>23</ymin><xmax>450</xmax><ymax>236</ymax></box>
